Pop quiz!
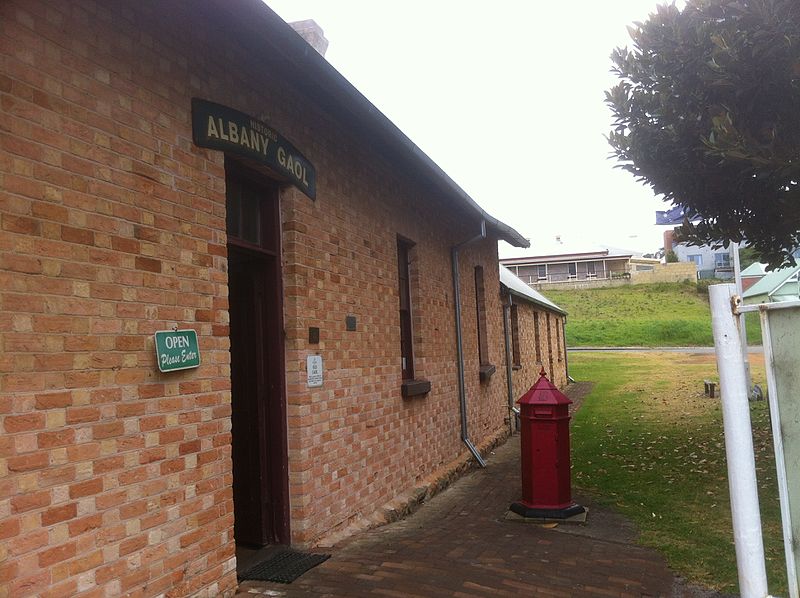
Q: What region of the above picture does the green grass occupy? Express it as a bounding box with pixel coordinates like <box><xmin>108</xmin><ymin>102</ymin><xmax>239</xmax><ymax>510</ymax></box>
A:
<box><xmin>570</xmin><ymin>352</ymin><xmax>785</xmax><ymax>594</ymax></box>
<box><xmin>544</xmin><ymin>281</ymin><xmax>762</xmax><ymax>346</ymax></box>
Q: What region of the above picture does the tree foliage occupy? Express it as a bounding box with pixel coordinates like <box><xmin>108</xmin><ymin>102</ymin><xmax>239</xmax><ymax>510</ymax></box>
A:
<box><xmin>607</xmin><ymin>0</ymin><xmax>800</xmax><ymax>267</ymax></box>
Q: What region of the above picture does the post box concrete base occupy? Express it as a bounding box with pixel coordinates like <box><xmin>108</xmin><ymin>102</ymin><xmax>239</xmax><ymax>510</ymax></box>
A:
<box><xmin>510</xmin><ymin>501</ymin><xmax>585</xmax><ymax>520</ymax></box>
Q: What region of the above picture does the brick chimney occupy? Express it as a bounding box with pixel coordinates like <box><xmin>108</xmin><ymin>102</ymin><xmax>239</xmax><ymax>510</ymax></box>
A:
<box><xmin>663</xmin><ymin>228</ymin><xmax>675</xmax><ymax>250</ymax></box>
<box><xmin>290</xmin><ymin>20</ymin><xmax>329</xmax><ymax>57</ymax></box>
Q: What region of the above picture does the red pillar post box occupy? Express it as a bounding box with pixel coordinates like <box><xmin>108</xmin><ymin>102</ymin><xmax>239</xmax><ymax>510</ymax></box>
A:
<box><xmin>511</xmin><ymin>369</ymin><xmax>584</xmax><ymax>519</ymax></box>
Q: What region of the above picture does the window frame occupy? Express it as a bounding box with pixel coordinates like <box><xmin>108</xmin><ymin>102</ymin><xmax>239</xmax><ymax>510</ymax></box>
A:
<box><xmin>397</xmin><ymin>237</ymin><xmax>430</xmax><ymax>397</ymax></box>
<box><xmin>510</xmin><ymin>304</ymin><xmax>521</xmax><ymax>368</ymax></box>
<box><xmin>397</xmin><ymin>237</ymin><xmax>415</xmax><ymax>381</ymax></box>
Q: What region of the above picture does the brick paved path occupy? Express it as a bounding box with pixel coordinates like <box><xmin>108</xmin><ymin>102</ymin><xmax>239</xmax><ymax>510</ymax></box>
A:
<box><xmin>236</xmin><ymin>432</ymin><xmax>716</xmax><ymax>597</ymax></box>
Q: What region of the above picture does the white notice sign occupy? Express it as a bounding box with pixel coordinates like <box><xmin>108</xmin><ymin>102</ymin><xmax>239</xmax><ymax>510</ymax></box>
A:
<box><xmin>307</xmin><ymin>355</ymin><xmax>323</xmax><ymax>387</ymax></box>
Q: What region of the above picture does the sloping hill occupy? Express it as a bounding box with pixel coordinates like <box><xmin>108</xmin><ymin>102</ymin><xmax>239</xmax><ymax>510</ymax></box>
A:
<box><xmin>544</xmin><ymin>281</ymin><xmax>761</xmax><ymax>347</ymax></box>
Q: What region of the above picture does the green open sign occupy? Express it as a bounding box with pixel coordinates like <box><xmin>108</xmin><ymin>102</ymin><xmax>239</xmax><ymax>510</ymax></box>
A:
<box><xmin>154</xmin><ymin>329</ymin><xmax>201</xmax><ymax>372</ymax></box>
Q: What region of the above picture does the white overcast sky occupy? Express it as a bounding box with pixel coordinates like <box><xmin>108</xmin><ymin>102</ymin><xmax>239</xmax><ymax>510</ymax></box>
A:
<box><xmin>265</xmin><ymin>1</ymin><xmax>679</xmax><ymax>257</ymax></box>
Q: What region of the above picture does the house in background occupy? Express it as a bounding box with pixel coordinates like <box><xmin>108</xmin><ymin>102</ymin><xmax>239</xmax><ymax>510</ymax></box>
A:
<box><xmin>499</xmin><ymin>244</ymin><xmax>691</xmax><ymax>290</ymax></box>
<box><xmin>740</xmin><ymin>262</ymin><xmax>768</xmax><ymax>291</ymax></box>
<box><xmin>742</xmin><ymin>265</ymin><xmax>800</xmax><ymax>304</ymax></box>
<box><xmin>500</xmin><ymin>247</ymin><xmax>639</xmax><ymax>285</ymax></box>
<box><xmin>663</xmin><ymin>229</ymin><xmax>742</xmax><ymax>280</ymax></box>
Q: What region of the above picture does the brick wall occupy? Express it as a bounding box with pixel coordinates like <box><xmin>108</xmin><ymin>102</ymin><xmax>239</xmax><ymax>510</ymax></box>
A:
<box><xmin>0</xmin><ymin>2</ymin><xmax>248</xmax><ymax>595</ymax></box>
<box><xmin>0</xmin><ymin>1</ymin><xmax>523</xmax><ymax>596</ymax></box>
<box><xmin>508</xmin><ymin>298</ymin><xmax>568</xmax><ymax>401</ymax></box>
<box><xmin>630</xmin><ymin>261</ymin><xmax>697</xmax><ymax>284</ymax></box>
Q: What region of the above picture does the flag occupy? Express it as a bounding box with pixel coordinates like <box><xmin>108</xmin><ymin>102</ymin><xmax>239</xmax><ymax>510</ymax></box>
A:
<box><xmin>655</xmin><ymin>206</ymin><xmax>701</xmax><ymax>225</ymax></box>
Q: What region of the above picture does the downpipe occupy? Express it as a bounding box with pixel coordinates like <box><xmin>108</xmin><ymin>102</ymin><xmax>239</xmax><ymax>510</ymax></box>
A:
<box><xmin>452</xmin><ymin>219</ymin><xmax>487</xmax><ymax>467</ymax></box>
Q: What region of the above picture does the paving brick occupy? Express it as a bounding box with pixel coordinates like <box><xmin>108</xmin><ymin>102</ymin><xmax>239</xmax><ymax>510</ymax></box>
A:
<box><xmin>237</xmin><ymin>432</ymin><xmax>728</xmax><ymax>598</ymax></box>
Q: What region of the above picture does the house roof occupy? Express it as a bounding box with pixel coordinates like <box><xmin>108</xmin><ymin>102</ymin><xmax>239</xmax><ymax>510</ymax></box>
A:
<box><xmin>499</xmin><ymin>266</ymin><xmax>566</xmax><ymax>315</ymax></box>
<box><xmin>742</xmin><ymin>264</ymin><xmax>800</xmax><ymax>301</ymax></box>
<box><xmin>206</xmin><ymin>0</ymin><xmax>528</xmax><ymax>248</ymax></box>
<box><xmin>740</xmin><ymin>262</ymin><xmax>767</xmax><ymax>277</ymax></box>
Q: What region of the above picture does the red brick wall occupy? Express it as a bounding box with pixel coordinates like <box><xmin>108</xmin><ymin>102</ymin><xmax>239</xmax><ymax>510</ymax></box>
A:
<box><xmin>1</xmin><ymin>2</ymin><xmax>240</xmax><ymax>595</ymax></box>
<box><xmin>0</xmin><ymin>1</ymin><xmax>523</xmax><ymax>595</ymax></box>
<box><xmin>508</xmin><ymin>298</ymin><xmax>568</xmax><ymax>401</ymax></box>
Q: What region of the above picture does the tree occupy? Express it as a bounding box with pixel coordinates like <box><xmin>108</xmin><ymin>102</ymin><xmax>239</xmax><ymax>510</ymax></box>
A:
<box><xmin>607</xmin><ymin>0</ymin><xmax>800</xmax><ymax>268</ymax></box>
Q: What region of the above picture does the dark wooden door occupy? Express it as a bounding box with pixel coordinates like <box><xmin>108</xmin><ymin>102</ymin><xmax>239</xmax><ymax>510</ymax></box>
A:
<box><xmin>229</xmin><ymin>249</ymin><xmax>275</xmax><ymax>546</ymax></box>
<box><xmin>226</xmin><ymin>164</ymin><xmax>288</xmax><ymax>548</ymax></box>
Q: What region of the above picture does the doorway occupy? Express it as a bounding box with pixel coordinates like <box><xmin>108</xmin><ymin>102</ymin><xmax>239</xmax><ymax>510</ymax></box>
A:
<box><xmin>226</xmin><ymin>163</ymin><xmax>289</xmax><ymax>549</ymax></box>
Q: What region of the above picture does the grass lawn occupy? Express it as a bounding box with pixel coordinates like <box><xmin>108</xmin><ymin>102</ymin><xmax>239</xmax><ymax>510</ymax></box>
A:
<box><xmin>569</xmin><ymin>351</ymin><xmax>785</xmax><ymax>594</ymax></box>
<box><xmin>545</xmin><ymin>281</ymin><xmax>762</xmax><ymax>347</ymax></box>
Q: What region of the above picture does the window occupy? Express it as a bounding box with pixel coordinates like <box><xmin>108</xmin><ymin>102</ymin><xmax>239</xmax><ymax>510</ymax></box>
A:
<box><xmin>510</xmin><ymin>305</ymin><xmax>521</xmax><ymax>368</ymax></box>
<box><xmin>715</xmin><ymin>253</ymin><xmax>731</xmax><ymax>268</ymax></box>
<box><xmin>537</xmin><ymin>264</ymin><xmax>547</xmax><ymax>280</ymax></box>
<box><xmin>474</xmin><ymin>266</ymin><xmax>488</xmax><ymax>365</ymax></box>
<box><xmin>568</xmin><ymin>263</ymin><xmax>577</xmax><ymax>278</ymax></box>
<box><xmin>397</xmin><ymin>238</ymin><xmax>430</xmax><ymax>397</ymax></box>
<box><xmin>225</xmin><ymin>163</ymin><xmax>278</xmax><ymax>253</ymax></box>
<box><xmin>556</xmin><ymin>318</ymin><xmax>562</xmax><ymax>362</ymax></box>
<box><xmin>533</xmin><ymin>311</ymin><xmax>542</xmax><ymax>364</ymax></box>
<box><xmin>474</xmin><ymin>266</ymin><xmax>495</xmax><ymax>381</ymax></box>
<box><xmin>397</xmin><ymin>238</ymin><xmax>414</xmax><ymax>380</ymax></box>
<box><xmin>586</xmin><ymin>262</ymin><xmax>596</xmax><ymax>278</ymax></box>
<box><xmin>688</xmin><ymin>254</ymin><xmax>703</xmax><ymax>267</ymax></box>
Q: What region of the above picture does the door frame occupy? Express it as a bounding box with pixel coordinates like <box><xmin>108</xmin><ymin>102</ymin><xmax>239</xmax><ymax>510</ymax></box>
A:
<box><xmin>226</xmin><ymin>160</ymin><xmax>290</xmax><ymax>546</ymax></box>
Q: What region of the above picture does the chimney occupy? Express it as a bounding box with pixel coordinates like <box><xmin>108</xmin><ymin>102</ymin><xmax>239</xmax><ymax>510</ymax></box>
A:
<box><xmin>290</xmin><ymin>20</ymin><xmax>329</xmax><ymax>57</ymax></box>
<box><xmin>663</xmin><ymin>228</ymin><xmax>675</xmax><ymax>250</ymax></box>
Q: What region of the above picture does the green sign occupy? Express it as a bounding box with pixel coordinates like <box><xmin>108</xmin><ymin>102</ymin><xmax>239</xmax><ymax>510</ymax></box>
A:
<box><xmin>154</xmin><ymin>329</ymin><xmax>201</xmax><ymax>372</ymax></box>
<box><xmin>191</xmin><ymin>98</ymin><xmax>316</xmax><ymax>199</ymax></box>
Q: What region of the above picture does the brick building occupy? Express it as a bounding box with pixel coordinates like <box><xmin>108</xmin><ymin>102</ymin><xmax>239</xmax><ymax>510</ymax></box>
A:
<box><xmin>500</xmin><ymin>266</ymin><xmax>569</xmax><ymax>394</ymax></box>
<box><xmin>0</xmin><ymin>2</ymin><xmax>568</xmax><ymax>596</ymax></box>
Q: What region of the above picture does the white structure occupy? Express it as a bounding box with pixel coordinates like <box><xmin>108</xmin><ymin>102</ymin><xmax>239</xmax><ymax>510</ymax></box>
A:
<box><xmin>673</xmin><ymin>241</ymin><xmax>745</xmax><ymax>279</ymax></box>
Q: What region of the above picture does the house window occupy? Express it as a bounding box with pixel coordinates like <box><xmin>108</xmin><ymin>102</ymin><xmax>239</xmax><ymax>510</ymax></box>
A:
<box><xmin>568</xmin><ymin>263</ymin><xmax>577</xmax><ymax>278</ymax></box>
<box><xmin>537</xmin><ymin>264</ymin><xmax>547</xmax><ymax>280</ymax></box>
<box><xmin>587</xmin><ymin>262</ymin><xmax>596</xmax><ymax>278</ymax></box>
<box><xmin>688</xmin><ymin>254</ymin><xmax>703</xmax><ymax>267</ymax></box>
<box><xmin>510</xmin><ymin>305</ymin><xmax>521</xmax><ymax>368</ymax></box>
<box><xmin>533</xmin><ymin>311</ymin><xmax>541</xmax><ymax>364</ymax></box>
<box><xmin>397</xmin><ymin>238</ymin><xmax>414</xmax><ymax>380</ymax></box>
<box><xmin>715</xmin><ymin>253</ymin><xmax>731</xmax><ymax>268</ymax></box>
<box><xmin>474</xmin><ymin>266</ymin><xmax>489</xmax><ymax>366</ymax></box>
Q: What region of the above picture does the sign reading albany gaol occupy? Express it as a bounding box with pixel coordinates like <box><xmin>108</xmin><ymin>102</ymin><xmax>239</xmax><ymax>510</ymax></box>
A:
<box><xmin>191</xmin><ymin>98</ymin><xmax>316</xmax><ymax>199</ymax></box>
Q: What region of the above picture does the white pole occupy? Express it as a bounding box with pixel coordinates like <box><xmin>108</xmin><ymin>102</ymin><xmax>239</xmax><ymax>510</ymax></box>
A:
<box><xmin>731</xmin><ymin>243</ymin><xmax>752</xmax><ymax>390</ymax></box>
<box><xmin>710</xmin><ymin>284</ymin><xmax>769</xmax><ymax>598</ymax></box>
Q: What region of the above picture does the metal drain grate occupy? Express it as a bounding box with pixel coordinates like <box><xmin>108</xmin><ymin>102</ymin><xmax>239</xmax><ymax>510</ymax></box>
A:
<box><xmin>238</xmin><ymin>549</ymin><xmax>331</xmax><ymax>583</ymax></box>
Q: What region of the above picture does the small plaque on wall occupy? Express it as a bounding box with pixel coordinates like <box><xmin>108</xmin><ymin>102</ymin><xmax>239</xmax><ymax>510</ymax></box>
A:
<box><xmin>307</xmin><ymin>355</ymin><xmax>323</xmax><ymax>387</ymax></box>
<box><xmin>154</xmin><ymin>330</ymin><xmax>201</xmax><ymax>372</ymax></box>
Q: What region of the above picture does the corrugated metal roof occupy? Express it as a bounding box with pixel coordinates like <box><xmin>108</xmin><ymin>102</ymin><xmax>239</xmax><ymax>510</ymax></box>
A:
<box><xmin>499</xmin><ymin>266</ymin><xmax>566</xmax><ymax>315</ymax></box>
<box><xmin>742</xmin><ymin>264</ymin><xmax>800</xmax><ymax>302</ymax></box>
<box><xmin>740</xmin><ymin>262</ymin><xmax>767</xmax><ymax>277</ymax></box>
